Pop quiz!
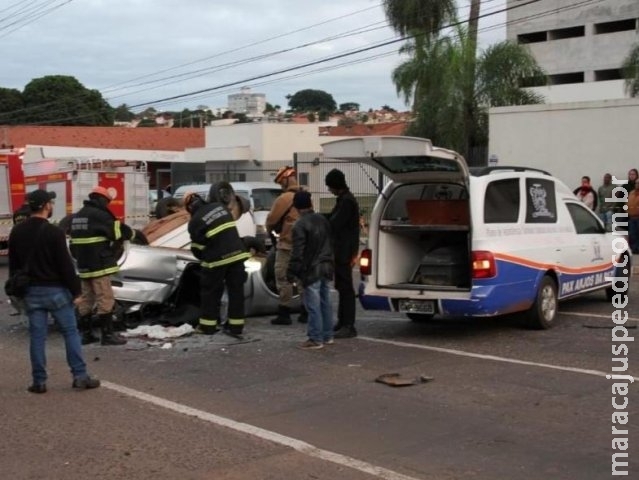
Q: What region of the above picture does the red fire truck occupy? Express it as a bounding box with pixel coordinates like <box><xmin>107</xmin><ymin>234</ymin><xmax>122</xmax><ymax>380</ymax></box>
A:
<box><xmin>0</xmin><ymin>148</ymin><xmax>150</xmax><ymax>255</ymax></box>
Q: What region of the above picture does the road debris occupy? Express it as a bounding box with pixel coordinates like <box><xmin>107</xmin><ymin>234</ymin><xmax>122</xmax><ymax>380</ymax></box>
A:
<box><xmin>375</xmin><ymin>373</ymin><xmax>434</xmax><ymax>387</ymax></box>
<box><xmin>122</xmin><ymin>323</ymin><xmax>194</xmax><ymax>340</ymax></box>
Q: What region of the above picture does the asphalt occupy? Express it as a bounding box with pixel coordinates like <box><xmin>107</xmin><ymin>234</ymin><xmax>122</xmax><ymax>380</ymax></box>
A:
<box><xmin>1</xmin><ymin>262</ymin><xmax>638</xmax><ymax>480</ymax></box>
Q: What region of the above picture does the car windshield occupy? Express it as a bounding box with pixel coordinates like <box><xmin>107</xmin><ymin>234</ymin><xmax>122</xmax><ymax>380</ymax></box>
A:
<box><xmin>251</xmin><ymin>188</ymin><xmax>282</xmax><ymax>211</ymax></box>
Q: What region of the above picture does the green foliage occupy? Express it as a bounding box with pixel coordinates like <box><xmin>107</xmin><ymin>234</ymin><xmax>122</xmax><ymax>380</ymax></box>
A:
<box><xmin>338</xmin><ymin>117</ymin><xmax>357</xmax><ymax>126</ymax></box>
<box><xmin>318</xmin><ymin>109</ymin><xmax>330</xmax><ymax>121</ymax></box>
<box><xmin>21</xmin><ymin>75</ymin><xmax>113</xmax><ymax>126</ymax></box>
<box><xmin>622</xmin><ymin>43</ymin><xmax>639</xmax><ymax>98</ymax></box>
<box><xmin>136</xmin><ymin>118</ymin><xmax>157</xmax><ymax>127</ymax></box>
<box><xmin>0</xmin><ymin>88</ymin><xmax>24</xmax><ymax>124</ymax></box>
<box><xmin>263</xmin><ymin>102</ymin><xmax>277</xmax><ymax>114</ymax></box>
<box><xmin>114</xmin><ymin>104</ymin><xmax>135</xmax><ymax>122</ymax></box>
<box><xmin>383</xmin><ymin>0</ymin><xmax>456</xmax><ymax>38</ymax></box>
<box><xmin>306</xmin><ymin>112</ymin><xmax>316</xmax><ymax>123</ymax></box>
<box><xmin>339</xmin><ymin>102</ymin><xmax>360</xmax><ymax>111</ymax></box>
<box><xmin>391</xmin><ymin>19</ymin><xmax>545</xmax><ymax>159</ymax></box>
<box><xmin>288</xmin><ymin>89</ymin><xmax>337</xmax><ymax>112</ymax></box>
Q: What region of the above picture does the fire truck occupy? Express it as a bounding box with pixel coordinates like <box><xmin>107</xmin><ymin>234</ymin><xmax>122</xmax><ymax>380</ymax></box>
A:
<box><xmin>0</xmin><ymin>148</ymin><xmax>150</xmax><ymax>255</ymax></box>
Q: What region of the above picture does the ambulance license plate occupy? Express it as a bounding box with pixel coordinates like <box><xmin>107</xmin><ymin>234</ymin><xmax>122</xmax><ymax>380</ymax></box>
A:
<box><xmin>398</xmin><ymin>299</ymin><xmax>435</xmax><ymax>314</ymax></box>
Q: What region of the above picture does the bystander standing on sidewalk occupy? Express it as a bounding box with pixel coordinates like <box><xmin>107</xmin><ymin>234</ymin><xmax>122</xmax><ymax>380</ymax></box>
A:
<box><xmin>627</xmin><ymin>179</ymin><xmax>639</xmax><ymax>254</ymax></box>
<box><xmin>597</xmin><ymin>173</ymin><xmax>615</xmax><ymax>231</ymax></box>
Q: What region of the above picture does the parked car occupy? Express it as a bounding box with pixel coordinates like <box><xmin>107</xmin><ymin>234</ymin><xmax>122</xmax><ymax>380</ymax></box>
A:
<box><xmin>323</xmin><ymin>136</ymin><xmax>630</xmax><ymax>329</ymax></box>
<box><xmin>173</xmin><ymin>182</ymin><xmax>282</xmax><ymax>248</ymax></box>
<box><xmin>149</xmin><ymin>189</ymin><xmax>171</xmax><ymax>216</ymax></box>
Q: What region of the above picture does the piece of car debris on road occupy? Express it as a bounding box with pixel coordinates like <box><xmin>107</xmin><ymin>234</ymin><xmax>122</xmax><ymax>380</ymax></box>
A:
<box><xmin>375</xmin><ymin>373</ymin><xmax>434</xmax><ymax>387</ymax></box>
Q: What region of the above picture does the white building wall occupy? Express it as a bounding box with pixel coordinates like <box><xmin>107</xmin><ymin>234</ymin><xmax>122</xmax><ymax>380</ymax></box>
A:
<box><xmin>488</xmin><ymin>98</ymin><xmax>639</xmax><ymax>190</ymax></box>
<box><xmin>507</xmin><ymin>0</ymin><xmax>639</xmax><ymax>101</ymax></box>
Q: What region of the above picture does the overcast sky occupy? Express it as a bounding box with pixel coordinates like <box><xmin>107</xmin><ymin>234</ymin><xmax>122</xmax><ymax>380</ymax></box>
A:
<box><xmin>2</xmin><ymin>0</ymin><xmax>507</xmax><ymax>114</ymax></box>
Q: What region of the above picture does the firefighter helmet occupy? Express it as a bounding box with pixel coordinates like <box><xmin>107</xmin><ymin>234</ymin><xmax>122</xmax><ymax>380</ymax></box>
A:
<box><xmin>274</xmin><ymin>166</ymin><xmax>296</xmax><ymax>184</ymax></box>
<box><xmin>183</xmin><ymin>192</ymin><xmax>206</xmax><ymax>214</ymax></box>
<box><xmin>90</xmin><ymin>185</ymin><xmax>113</xmax><ymax>201</ymax></box>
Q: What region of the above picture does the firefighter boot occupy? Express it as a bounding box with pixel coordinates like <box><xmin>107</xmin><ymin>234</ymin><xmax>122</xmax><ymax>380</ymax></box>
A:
<box><xmin>78</xmin><ymin>314</ymin><xmax>99</xmax><ymax>345</ymax></box>
<box><xmin>98</xmin><ymin>313</ymin><xmax>127</xmax><ymax>346</ymax></box>
<box><xmin>270</xmin><ymin>305</ymin><xmax>292</xmax><ymax>325</ymax></box>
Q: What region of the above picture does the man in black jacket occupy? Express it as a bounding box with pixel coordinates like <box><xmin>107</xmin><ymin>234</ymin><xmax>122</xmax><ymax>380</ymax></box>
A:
<box><xmin>70</xmin><ymin>186</ymin><xmax>135</xmax><ymax>346</ymax></box>
<box><xmin>325</xmin><ymin>169</ymin><xmax>360</xmax><ymax>339</ymax></box>
<box><xmin>185</xmin><ymin>192</ymin><xmax>250</xmax><ymax>336</ymax></box>
<box><xmin>287</xmin><ymin>191</ymin><xmax>334</xmax><ymax>350</ymax></box>
<box><xmin>8</xmin><ymin>189</ymin><xmax>100</xmax><ymax>393</ymax></box>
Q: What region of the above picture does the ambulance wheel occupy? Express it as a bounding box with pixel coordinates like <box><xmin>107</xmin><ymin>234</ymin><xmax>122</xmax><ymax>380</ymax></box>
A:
<box><xmin>605</xmin><ymin>253</ymin><xmax>630</xmax><ymax>302</ymax></box>
<box><xmin>526</xmin><ymin>275</ymin><xmax>557</xmax><ymax>330</ymax></box>
<box><xmin>407</xmin><ymin>313</ymin><xmax>435</xmax><ymax>323</ymax></box>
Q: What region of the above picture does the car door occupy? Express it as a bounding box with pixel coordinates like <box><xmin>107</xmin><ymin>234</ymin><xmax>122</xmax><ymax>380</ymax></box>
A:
<box><xmin>561</xmin><ymin>201</ymin><xmax>614</xmax><ymax>297</ymax></box>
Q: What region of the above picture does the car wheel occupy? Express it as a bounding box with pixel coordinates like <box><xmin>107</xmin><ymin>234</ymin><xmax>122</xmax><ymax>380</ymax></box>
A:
<box><xmin>526</xmin><ymin>275</ymin><xmax>557</xmax><ymax>330</ymax></box>
<box><xmin>406</xmin><ymin>313</ymin><xmax>435</xmax><ymax>322</ymax></box>
<box><xmin>605</xmin><ymin>253</ymin><xmax>630</xmax><ymax>302</ymax></box>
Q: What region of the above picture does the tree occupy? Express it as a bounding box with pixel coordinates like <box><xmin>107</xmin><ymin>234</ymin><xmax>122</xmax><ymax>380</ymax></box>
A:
<box><xmin>386</xmin><ymin>1</ymin><xmax>545</xmax><ymax>160</ymax></box>
<box><xmin>137</xmin><ymin>118</ymin><xmax>158</xmax><ymax>127</ymax></box>
<box><xmin>306</xmin><ymin>112</ymin><xmax>316</xmax><ymax>123</ymax></box>
<box><xmin>287</xmin><ymin>89</ymin><xmax>337</xmax><ymax>112</ymax></box>
<box><xmin>21</xmin><ymin>75</ymin><xmax>113</xmax><ymax>126</ymax></box>
<box><xmin>0</xmin><ymin>88</ymin><xmax>24</xmax><ymax>124</ymax></box>
<box><xmin>339</xmin><ymin>102</ymin><xmax>360</xmax><ymax>111</ymax></box>
<box><xmin>263</xmin><ymin>102</ymin><xmax>277</xmax><ymax>114</ymax></box>
<box><xmin>393</xmin><ymin>25</ymin><xmax>545</xmax><ymax>158</ymax></box>
<box><xmin>622</xmin><ymin>43</ymin><xmax>639</xmax><ymax>97</ymax></box>
<box><xmin>383</xmin><ymin>0</ymin><xmax>456</xmax><ymax>39</ymax></box>
<box><xmin>114</xmin><ymin>104</ymin><xmax>135</xmax><ymax>122</ymax></box>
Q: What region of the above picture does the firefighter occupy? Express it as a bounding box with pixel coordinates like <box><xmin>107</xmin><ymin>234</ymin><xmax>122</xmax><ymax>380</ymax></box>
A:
<box><xmin>184</xmin><ymin>192</ymin><xmax>250</xmax><ymax>336</ymax></box>
<box><xmin>265</xmin><ymin>166</ymin><xmax>303</xmax><ymax>325</ymax></box>
<box><xmin>69</xmin><ymin>186</ymin><xmax>135</xmax><ymax>346</ymax></box>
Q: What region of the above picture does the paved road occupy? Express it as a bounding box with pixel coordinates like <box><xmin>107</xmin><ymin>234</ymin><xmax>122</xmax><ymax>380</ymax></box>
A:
<box><xmin>1</xmin><ymin>262</ymin><xmax>638</xmax><ymax>479</ymax></box>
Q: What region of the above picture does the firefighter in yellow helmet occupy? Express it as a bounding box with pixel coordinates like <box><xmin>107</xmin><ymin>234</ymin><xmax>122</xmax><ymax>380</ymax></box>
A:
<box><xmin>184</xmin><ymin>191</ymin><xmax>250</xmax><ymax>336</ymax></box>
<box><xmin>265</xmin><ymin>166</ymin><xmax>304</xmax><ymax>325</ymax></box>
<box><xmin>69</xmin><ymin>186</ymin><xmax>135</xmax><ymax>346</ymax></box>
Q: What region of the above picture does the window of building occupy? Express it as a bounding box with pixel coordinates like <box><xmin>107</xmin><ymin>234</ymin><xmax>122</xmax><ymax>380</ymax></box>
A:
<box><xmin>517</xmin><ymin>31</ymin><xmax>547</xmax><ymax>44</ymax></box>
<box><xmin>484</xmin><ymin>179</ymin><xmax>520</xmax><ymax>224</ymax></box>
<box><xmin>549</xmin><ymin>72</ymin><xmax>584</xmax><ymax>85</ymax></box>
<box><xmin>595</xmin><ymin>69</ymin><xmax>623</xmax><ymax>81</ymax></box>
<box><xmin>548</xmin><ymin>25</ymin><xmax>585</xmax><ymax>40</ymax></box>
<box><xmin>594</xmin><ymin>18</ymin><xmax>637</xmax><ymax>35</ymax></box>
<box><xmin>298</xmin><ymin>172</ymin><xmax>309</xmax><ymax>187</ymax></box>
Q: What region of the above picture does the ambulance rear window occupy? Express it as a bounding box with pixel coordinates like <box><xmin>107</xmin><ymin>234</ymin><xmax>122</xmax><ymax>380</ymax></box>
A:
<box><xmin>484</xmin><ymin>179</ymin><xmax>520</xmax><ymax>223</ymax></box>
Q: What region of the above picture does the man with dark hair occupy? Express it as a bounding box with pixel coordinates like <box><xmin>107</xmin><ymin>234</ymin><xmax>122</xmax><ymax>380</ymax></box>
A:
<box><xmin>184</xmin><ymin>191</ymin><xmax>250</xmax><ymax>336</ymax></box>
<box><xmin>287</xmin><ymin>191</ymin><xmax>334</xmax><ymax>350</ymax></box>
<box><xmin>324</xmin><ymin>168</ymin><xmax>360</xmax><ymax>339</ymax></box>
<box><xmin>8</xmin><ymin>189</ymin><xmax>100</xmax><ymax>393</ymax></box>
<box><xmin>70</xmin><ymin>186</ymin><xmax>135</xmax><ymax>346</ymax></box>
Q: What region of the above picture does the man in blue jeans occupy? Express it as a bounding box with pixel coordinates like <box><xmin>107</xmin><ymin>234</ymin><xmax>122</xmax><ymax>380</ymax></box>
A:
<box><xmin>287</xmin><ymin>191</ymin><xmax>334</xmax><ymax>350</ymax></box>
<box><xmin>8</xmin><ymin>189</ymin><xmax>100</xmax><ymax>394</ymax></box>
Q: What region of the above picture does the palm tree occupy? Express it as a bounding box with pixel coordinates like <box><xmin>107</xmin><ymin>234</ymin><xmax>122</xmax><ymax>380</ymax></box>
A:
<box><xmin>622</xmin><ymin>43</ymin><xmax>639</xmax><ymax>97</ymax></box>
<box><xmin>383</xmin><ymin>0</ymin><xmax>456</xmax><ymax>38</ymax></box>
<box><xmin>392</xmin><ymin>24</ymin><xmax>545</xmax><ymax>158</ymax></box>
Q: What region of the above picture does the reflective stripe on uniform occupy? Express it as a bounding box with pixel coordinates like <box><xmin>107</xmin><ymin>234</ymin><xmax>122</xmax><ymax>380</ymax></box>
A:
<box><xmin>78</xmin><ymin>266</ymin><xmax>119</xmax><ymax>279</ymax></box>
<box><xmin>114</xmin><ymin>221</ymin><xmax>122</xmax><ymax>241</ymax></box>
<box><xmin>205</xmin><ymin>221</ymin><xmax>236</xmax><ymax>239</ymax></box>
<box><xmin>70</xmin><ymin>236</ymin><xmax>109</xmax><ymax>245</ymax></box>
<box><xmin>191</xmin><ymin>242</ymin><xmax>205</xmax><ymax>250</ymax></box>
<box><xmin>227</xmin><ymin>318</ymin><xmax>244</xmax><ymax>326</ymax></box>
<box><xmin>201</xmin><ymin>252</ymin><xmax>251</xmax><ymax>269</ymax></box>
<box><xmin>199</xmin><ymin>318</ymin><xmax>218</xmax><ymax>326</ymax></box>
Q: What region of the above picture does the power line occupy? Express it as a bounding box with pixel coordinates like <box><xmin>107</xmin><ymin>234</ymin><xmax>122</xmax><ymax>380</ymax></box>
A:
<box><xmin>0</xmin><ymin>0</ymin><xmax>74</xmax><ymax>39</ymax></box>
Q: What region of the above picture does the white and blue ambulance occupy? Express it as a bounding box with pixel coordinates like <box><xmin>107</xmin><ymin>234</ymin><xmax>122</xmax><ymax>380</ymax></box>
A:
<box><xmin>322</xmin><ymin>136</ymin><xmax>630</xmax><ymax>329</ymax></box>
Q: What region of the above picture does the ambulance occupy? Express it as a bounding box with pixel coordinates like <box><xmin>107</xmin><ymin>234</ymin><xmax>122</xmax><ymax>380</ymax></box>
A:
<box><xmin>322</xmin><ymin>136</ymin><xmax>630</xmax><ymax>329</ymax></box>
<box><xmin>0</xmin><ymin>150</ymin><xmax>149</xmax><ymax>255</ymax></box>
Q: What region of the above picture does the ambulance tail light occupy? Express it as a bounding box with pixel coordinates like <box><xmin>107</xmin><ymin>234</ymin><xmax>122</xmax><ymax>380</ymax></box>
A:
<box><xmin>472</xmin><ymin>251</ymin><xmax>497</xmax><ymax>279</ymax></box>
<box><xmin>360</xmin><ymin>249</ymin><xmax>372</xmax><ymax>276</ymax></box>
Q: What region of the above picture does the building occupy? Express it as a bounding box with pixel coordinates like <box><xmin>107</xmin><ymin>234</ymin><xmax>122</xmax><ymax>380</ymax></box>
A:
<box><xmin>508</xmin><ymin>0</ymin><xmax>639</xmax><ymax>103</ymax></box>
<box><xmin>227</xmin><ymin>87</ymin><xmax>267</xmax><ymax>119</ymax></box>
